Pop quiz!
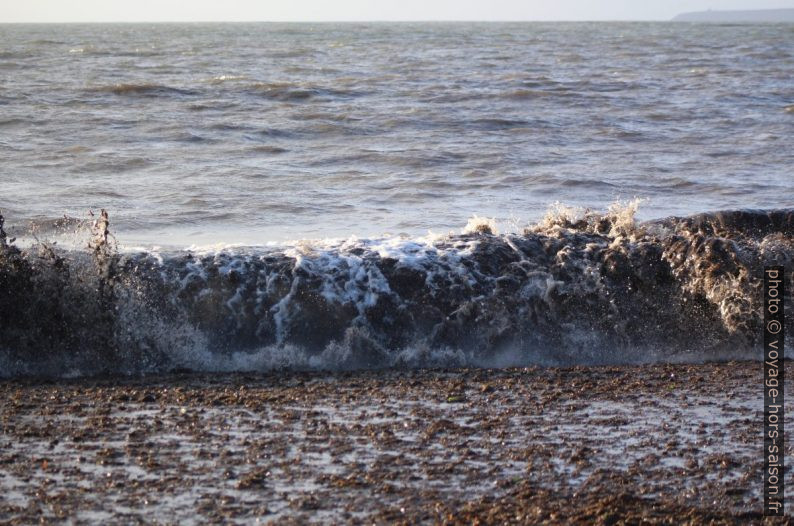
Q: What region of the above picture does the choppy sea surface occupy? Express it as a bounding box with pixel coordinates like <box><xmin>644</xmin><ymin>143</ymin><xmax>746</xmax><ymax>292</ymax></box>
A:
<box><xmin>0</xmin><ymin>22</ymin><xmax>792</xmax><ymax>377</ymax></box>
<box><xmin>0</xmin><ymin>22</ymin><xmax>792</xmax><ymax>246</ymax></box>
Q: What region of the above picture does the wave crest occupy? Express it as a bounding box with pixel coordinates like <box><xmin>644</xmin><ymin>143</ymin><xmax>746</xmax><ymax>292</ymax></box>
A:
<box><xmin>87</xmin><ymin>83</ymin><xmax>199</xmax><ymax>97</ymax></box>
<box><xmin>0</xmin><ymin>205</ymin><xmax>791</xmax><ymax>378</ymax></box>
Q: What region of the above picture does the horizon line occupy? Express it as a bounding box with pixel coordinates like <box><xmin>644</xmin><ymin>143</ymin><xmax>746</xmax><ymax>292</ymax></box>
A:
<box><xmin>4</xmin><ymin>17</ymin><xmax>793</xmax><ymax>24</ymax></box>
<box><xmin>0</xmin><ymin>18</ymin><xmax>711</xmax><ymax>24</ymax></box>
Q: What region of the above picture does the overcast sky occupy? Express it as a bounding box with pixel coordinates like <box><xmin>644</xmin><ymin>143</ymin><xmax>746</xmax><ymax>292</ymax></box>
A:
<box><xmin>2</xmin><ymin>0</ymin><xmax>794</xmax><ymax>23</ymax></box>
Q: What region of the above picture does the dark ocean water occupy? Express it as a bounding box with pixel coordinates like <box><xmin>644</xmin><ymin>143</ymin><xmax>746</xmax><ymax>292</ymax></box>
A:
<box><xmin>0</xmin><ymin>22</ymin><xmax>792</xmax><ymax>245</ymax></box>
<box><xmin>0</xmin><ymin>23</ymin><xmax>792</xmax><ymax>376</ymax></box>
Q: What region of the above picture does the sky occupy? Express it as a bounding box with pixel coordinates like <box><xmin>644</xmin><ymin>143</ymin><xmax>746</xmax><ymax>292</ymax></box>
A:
<box><xmin>2</xmin><ymin>0</ymin><xmax>794</xmax><ymax>23</ymax></box>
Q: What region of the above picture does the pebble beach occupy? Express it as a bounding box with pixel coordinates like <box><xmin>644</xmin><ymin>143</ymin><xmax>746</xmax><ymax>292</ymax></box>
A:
<box><xmin>1</xmin><ymin>361</ymin><xmax>790</xmax><ymax>524</ymax></box>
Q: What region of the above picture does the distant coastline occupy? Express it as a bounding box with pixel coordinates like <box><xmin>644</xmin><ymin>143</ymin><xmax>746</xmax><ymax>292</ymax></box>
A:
<box><xmin>673</xmin><ymin>8</ymin><xmax>794</xmax><ymax>22</ymax></box>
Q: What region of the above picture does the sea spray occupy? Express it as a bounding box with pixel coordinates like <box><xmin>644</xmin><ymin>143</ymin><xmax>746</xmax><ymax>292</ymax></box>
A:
<box><xmin>0</xmin><ymin>206</ymin><xmax>792</xmax><ymax>378</ymax></box>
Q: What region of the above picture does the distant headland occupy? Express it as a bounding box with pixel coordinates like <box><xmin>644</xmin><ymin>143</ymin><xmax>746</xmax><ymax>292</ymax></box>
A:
<box><xmin>673</xmin><ymin>8</ymin><xmax>794</xmax><ymax>22</ymax></box>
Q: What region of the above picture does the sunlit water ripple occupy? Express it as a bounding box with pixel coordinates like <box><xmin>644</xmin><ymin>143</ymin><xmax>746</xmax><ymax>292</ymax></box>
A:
<box><xmin>0</xmin><ymin>22</ymin><xmax>792</xmax><ymax>246</ymax></box>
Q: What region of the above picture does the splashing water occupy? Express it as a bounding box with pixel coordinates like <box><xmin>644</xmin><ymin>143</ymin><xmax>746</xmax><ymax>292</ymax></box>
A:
<box><xmin>0</xmin><ymin>204</ymin><xmax>792</xmax><ymax>378</ymax></box>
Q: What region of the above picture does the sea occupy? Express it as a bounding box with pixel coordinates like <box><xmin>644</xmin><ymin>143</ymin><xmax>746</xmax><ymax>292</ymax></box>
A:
<box><xmin>0</xmin><ymin>22</ymin><xmax>792</xmax><ymax>377</ymax></box>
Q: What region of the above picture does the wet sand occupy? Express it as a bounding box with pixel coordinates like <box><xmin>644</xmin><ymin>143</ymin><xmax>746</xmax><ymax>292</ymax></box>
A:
<box><xmin>0</xmin><ymin>362</ymin><xmax>791</xmax><ymax>524</ymax></box>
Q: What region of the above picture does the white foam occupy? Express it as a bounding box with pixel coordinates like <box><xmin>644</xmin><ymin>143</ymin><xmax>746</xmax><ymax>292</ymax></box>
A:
<box><xmin>461</xmin><ymin>215</ymin><xmax>499</xmax><ymax>235</ymax></box>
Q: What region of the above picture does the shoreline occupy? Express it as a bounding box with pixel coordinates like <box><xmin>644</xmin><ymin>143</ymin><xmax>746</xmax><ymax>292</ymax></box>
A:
<box><xmin>1</xmin><ymin>361</ymin><xmax>791</xmax><ymax>524</ymax></box>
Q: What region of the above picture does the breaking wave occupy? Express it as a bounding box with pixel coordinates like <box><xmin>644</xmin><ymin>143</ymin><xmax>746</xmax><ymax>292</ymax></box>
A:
<box><xmin>0</xmin><ymin>204</ymin><xmax>792</xmax><ymax>378</ymax></box>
